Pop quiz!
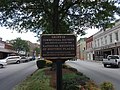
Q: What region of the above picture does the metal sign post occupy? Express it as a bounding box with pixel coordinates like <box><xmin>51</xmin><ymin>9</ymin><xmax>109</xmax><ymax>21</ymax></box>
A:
<box><xmin>56</xmin><ymin>60</ymin><xmax>63</xmax><ymax>90</ymax></box>
<box><xmin>40</xmin><ymin>34</ymin><xmax>76</xmax><ymax>90</ymax></box>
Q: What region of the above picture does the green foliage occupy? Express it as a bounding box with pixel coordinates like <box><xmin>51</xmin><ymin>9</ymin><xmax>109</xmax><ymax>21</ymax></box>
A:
<box><xmin>62</xmin><ymin>72</ymin><xmax>90</xmax><ymax>90</ymax></box>
<box><xmin>34</xmin><ymin>47</ymin><xmax>40</xmax><ymax>57</ymax></box>
<box><xmin>62</xmin><ymin>76</ymin><xmax>79</xmax><ymax>90</ymax></box>
<box><xmin>0</xmin><ymin>0</ymin><xmax>120</xmax><ymax>35</ymax></box>
<box><xmin>14</xmin><ymin>69</ymin><xmax>54</xmax><ymax>90</ymax></box>
<box><xmin>36</xmin><ymin>60</ymin><xmax>46</xmax><ymax>69</ymax></box>
<box><xmin>100</xmin><ymin>82</ymin><xmax>114</xmax><ymax>90</ymax></box>
<box><xmin>9</xmin><ymin>38</ymin><xmax>30</xmax><ymax>54</ymax></box>
<box><xmin>63</xmin><ymin>73</ymin><xmax>79</xmax><ymax>81</ymax></box>
<box><xmin>85</xmin><ymin>81</ymin><xmax>100</xmax><ymax>90</ymax></box>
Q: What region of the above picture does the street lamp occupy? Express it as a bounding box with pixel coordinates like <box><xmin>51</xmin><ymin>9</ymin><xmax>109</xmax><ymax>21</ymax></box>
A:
<box><xmin>114</xmin><ymin>40</ymin><xmax>117</xmax><ymax>55</ymax></box>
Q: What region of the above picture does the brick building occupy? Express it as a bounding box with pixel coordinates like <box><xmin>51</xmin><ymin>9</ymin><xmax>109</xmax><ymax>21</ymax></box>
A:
<box><xmin>86</xmin><ymin>35</ymin><xmax>94</xmax><ymax>60</ymax></box>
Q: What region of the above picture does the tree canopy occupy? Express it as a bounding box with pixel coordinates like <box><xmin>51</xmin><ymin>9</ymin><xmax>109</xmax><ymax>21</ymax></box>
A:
<box><xmin>34</xmin><ymin>47</ymin><xmax>40</xmax><ymax>57</ymax></box>
<box><xmin>9</xmin><ymin>38</ymin><xmax>30</xmax><ymax>54</ymax></box>
<box><xmin>0</xmin><ymin>0</ymin><xmax>120</xmax><ymax>35</ymax></box>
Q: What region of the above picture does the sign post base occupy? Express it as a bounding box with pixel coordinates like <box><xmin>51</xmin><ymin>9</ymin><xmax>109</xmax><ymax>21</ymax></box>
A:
<box><xmin>56</xmin><ymin>60</ymin><xmax>63</xmax><ymax>90</ymax></box>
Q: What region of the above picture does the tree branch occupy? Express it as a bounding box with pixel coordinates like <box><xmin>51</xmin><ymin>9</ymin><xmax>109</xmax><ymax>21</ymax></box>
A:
<box><xmin>59</xmin><ymin>0</ymin><xmax>80</xmax><ymax>21</ymax></box>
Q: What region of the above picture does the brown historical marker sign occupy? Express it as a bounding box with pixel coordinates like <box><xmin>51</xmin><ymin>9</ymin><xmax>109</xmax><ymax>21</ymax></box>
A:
<box><xmin>41</xmin><ymin>34</ymin><xmax>76</xmax><ymax>60</ymax></box>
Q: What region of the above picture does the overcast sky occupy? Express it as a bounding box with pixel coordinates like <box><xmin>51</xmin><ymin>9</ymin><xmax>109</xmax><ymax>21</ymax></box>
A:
<box><xmin>0</xmin><ymin>27</ymin><xmax>38</xmax><ymax>43</ymax></box>
<box><xmin>0</xmin><ymin>27</ymin><xmax>99</xmax><ymax>43</ymax></box>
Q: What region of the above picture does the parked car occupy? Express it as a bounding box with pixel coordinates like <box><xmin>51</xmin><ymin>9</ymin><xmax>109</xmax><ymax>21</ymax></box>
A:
<box><xmin>20</xmin><ymin>56</ymin><xmax>29</xmax><ymax>62</ymax></box>
<box><xmin>32</xmin><ymin>56</ymin><xmax>36</xmax><ymax>60</ymax></box>
<box><xmin>27</xmin><ymin>56</ymin><xmax>33</xmax><ymax>61</ymax></box>
<box><xmin>1</xmin><ymin>56</ymin><xmax>21</xmax><ymax>64</ymax></box>
<box><xmin>28</xmin><ymin>56</ymin><xmax>36</xmax><ymax>61</ymax></box>
<box><xmin>0</xmin><ymin>59</ymin><xmax>7</xmax><ymax>68</ymax></box>
<box><xmin>102</xmin><ymin>55</ymin><xmax>120</xmax><ymax>68</ymax></box>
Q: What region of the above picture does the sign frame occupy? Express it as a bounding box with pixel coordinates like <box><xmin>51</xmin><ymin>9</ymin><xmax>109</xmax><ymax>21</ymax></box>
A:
<box><xmin>40</xmin><ymin>34</ymin><xmax>77</xmax><ymax>60</ymax></box>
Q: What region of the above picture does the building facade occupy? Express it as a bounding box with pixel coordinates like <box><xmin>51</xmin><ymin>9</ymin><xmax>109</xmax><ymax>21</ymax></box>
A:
<box><xmin>93</xmin><ymin>20</ymin><xmax>120</xmax><ymax>60</ymax></box>
<box><xmin>77</xmin><ymin>40</ymin><xmax>80</xmax><ymax>59</ymax></box>
<box><xmin>86</xmin><ymin>35</ymin><xmax>94</xmax><ymax>60</ymax></box>
<box><xmin>77</xmin><ymin>38</ymin><xmax>86</xmax><ymax>60</ymax></box>
<box><xmin>0</xmin><ymin>38</ymin><xmax>16</xmax><ymax>59</ymax></box>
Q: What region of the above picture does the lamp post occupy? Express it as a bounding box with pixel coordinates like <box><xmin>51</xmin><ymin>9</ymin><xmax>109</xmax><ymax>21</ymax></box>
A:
<box><xmin>114</xmin><ymin>40</ymin><xmax>117</xmax><ymax>55</ymax></box>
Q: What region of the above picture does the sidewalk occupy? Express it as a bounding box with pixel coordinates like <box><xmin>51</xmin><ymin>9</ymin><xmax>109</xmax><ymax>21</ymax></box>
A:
<box><xmin>76</xmin><ymin>59</ymin><xmax>102</xmax><ymax>63</ymax></box>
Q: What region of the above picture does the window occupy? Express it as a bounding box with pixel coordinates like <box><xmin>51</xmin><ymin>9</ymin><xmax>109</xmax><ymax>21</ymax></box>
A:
<box><xmin>101</xmin><ymin>37</ymin><xmax>103</xmax><ymax>46</ymax></box>
<box><xmin>8</xmin><ymin>57</ymin><xmax>20</xmax><ymax>59</ymax></box>
<box><xmin>90</xmin><ymin>42</ymin><xmax>92</xmax><ymax>48</ymax></box>
<box><xmin>88</xmin><ymin>42</ymin><xmax>89</xmax><ymax>48</ymax></box>
<box><xmin>115</xmin><ymin>32</ymin><xmax>119</xmax><ymax>41</ymax></box>
<box><xmin>87</xmin><ymin>43</ymin><xmax>89</xmax><ymax>49</ymax></box>
<box><xmin>91</xmin><ymin>41</ymin><xmax>93</xmax><ymax>48</ymax></box>
<box><xmin>108</xmin><ymin>56</ymin><xmax>119</xmax><ymax>59</ymax></box>
<box><xmin>104</xmin><ymin>36</ymin><xmax>107</xmax><ymax>45</ymax></box>
<box><xmin>109</xmin><ymin>34</ymin><xmax>112</xmax><ymax>43</ymax></box>
<box><xmin>97</xmin><ymin>39</ymin><xmax>100</xmax><ymax>47</ymax></box>
<box><xmin>95</xmin><ymin>40</ymin><xmax>97</xmax><ymax>48</ymax></box>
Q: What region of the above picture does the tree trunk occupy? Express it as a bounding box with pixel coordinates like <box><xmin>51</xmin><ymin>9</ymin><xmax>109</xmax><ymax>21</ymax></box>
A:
<box><xmin>53</xmin><ymin>0</ymin><xmax>60</xmax><ymax>34</ymax></box>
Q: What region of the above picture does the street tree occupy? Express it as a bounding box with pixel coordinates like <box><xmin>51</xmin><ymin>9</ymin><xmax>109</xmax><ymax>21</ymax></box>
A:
<box><xmin>10</xmin><ymin>38</ymin><xmax>30</xmax><ymax>55</ymax></box>
<box><xmin>0</xmin><ymin>0</ymin><xmax>120</xmax><ymax>35</ymax></box>
<box><xmin>34</xmin><ymin>47</ymin><xmax>40</xmax><ymax>57</ymax></box>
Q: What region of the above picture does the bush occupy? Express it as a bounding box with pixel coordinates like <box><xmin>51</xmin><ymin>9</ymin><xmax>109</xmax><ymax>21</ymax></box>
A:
<box><xmin>62</xmin><ymin>73</ymin><xmax>90</xmax><ymax>90</ymax></box>
<box><xmin>62</xmin><ymin>73</ymin><xmax>79</xmax><ymax>90</ymax></box>
<box><xmin>68</xmin><ymin>67</ymin><xmax>78</xmax><ymax>72</ymax></box>
<box><xmin>36</xmin><ymin>60</ymin><xmax>46</xmax><ymax>69</ymax></box>
<box><xmin>45</xmin><ymin>60</ymin><xmax>53</xmax><ymax>67</ymax></box>
<box><xmin>84</xmin><ymin>81</ymin><xmax>100</xmax><ymax>90</ymax></box>
<box><xmin>100</xmin><ymin>81</ymin><xmax>114</xmax><ymax>90</ymax></box>
<box><xmin>63</xmin><ymin>79</ymin><xmax>79</xmax><ymax>90</ymax></box>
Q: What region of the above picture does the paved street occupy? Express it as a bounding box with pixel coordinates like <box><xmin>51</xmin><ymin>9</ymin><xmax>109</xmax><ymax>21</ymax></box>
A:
<box><xmin>0</xmin><ymin>61</ymin><xmax>37</xmax><ymax>90</ymax></box>
<box><xmin>66</xmin><ymin>60</ymin><xmax>120</xmax><ymax>90</ymax></box>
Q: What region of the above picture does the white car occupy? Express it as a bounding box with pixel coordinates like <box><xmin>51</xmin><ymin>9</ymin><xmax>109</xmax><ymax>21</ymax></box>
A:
<box><xmin>0</xmin><ymin>59</ymin><xmax>7</xmax><ymax>68</ymax></box>
<box><xmin>103</xmin><ymin>55</ymin><xmax>120</xmax><ymax>68</ymax></box>
<box><xmin>1</xmin><ymin>56</ymin><xmax>21</xmax><ymax>64</ymax></box>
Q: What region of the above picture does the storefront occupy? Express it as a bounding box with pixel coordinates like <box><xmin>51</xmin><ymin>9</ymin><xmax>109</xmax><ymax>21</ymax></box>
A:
<box><xmin>0</xmin><ymin>48</ymin><xmax>17</xmax><ymax>59</ymax></box>
<box><xmin>94</xmin><ymin>43</ymin><xmax>120</xmax><ymax>60</ymax></box>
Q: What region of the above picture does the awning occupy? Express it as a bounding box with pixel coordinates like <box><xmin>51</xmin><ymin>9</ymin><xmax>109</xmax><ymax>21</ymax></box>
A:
<box><xmin>0</xmin><ymin>48</ymin><xmax>17</xmax><ymax>53</ymax></box>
